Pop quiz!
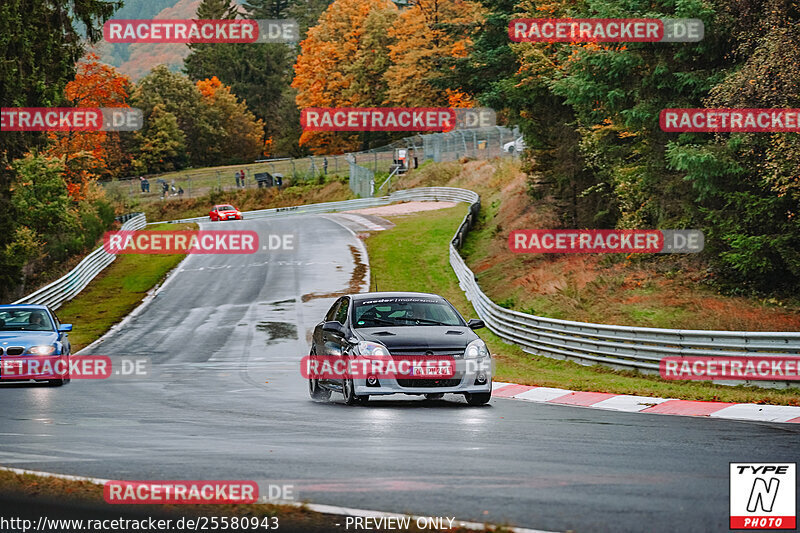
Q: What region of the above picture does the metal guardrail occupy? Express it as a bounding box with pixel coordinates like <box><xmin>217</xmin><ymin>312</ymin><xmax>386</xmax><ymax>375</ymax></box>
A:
<box><xmin>440</xmin><ymin>189</ymin><xmax>800</xmax><ymax>389</ymax></box>
<box><xmin>13</xmin><ymin>214</ymin><xmax>147</xmax><ymax>309</ymax></box>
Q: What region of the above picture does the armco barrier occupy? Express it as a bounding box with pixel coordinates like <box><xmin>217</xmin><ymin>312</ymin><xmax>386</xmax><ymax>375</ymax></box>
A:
<box><xmin>13</xmin><ymin>213</ymin><xmax>147</xmax><ymax>309</ymax></box>
<box><xmin>441</xmin><ymin>190</ymin><xmax>800</xmax><ymax>389</ymax></box>
<box><xmin>153</xmin><ymin>187</ymin><xmax>800</xmax><ymax>388</ymax></box>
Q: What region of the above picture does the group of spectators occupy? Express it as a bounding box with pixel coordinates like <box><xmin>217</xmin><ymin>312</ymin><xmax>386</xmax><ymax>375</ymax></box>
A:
<box><xmin>235</xmin><ymin>169</ymin><xmax>247</xmax><ymax>188</ymax></box>
<box><xmin>139</xmin><ymin>176</ymin><xmax>184</xmax><ymax>198</ymax></box>
<box><xmin>136</xmin><ymin>169</ymin><xmax>252</xmax><ymax>198</ymax></box>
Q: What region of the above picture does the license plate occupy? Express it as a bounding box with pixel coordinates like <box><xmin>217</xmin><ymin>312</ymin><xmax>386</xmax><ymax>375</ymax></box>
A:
<box><xmin>411</xmin><ymin>364</ymin><xmax>451</xmax><ymax>377</ymax></box>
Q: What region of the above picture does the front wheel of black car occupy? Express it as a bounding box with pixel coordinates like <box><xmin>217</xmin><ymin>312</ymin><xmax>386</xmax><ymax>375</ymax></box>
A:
<box><xmin>342</xmin><ymin>377</ymin><xmax>368</xmax><ymax>405</ymax></box>
<box><xmin>309</xmin><ymin>379</ymin><xmax>330</xmax><ymax>401</ymax></box>
<box><xmin>464</xmin><ymin>392</ymin><xmax>490</xmax><ymax>405</ymax></box>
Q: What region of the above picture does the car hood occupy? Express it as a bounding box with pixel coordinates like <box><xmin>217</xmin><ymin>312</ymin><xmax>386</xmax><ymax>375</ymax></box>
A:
<box><xmin>357</xmin><ymin>326</ymin><xmax>478</xmax><ymax>352</ymax></box>
<box><xmin>0</xmin><ymin>331</ymin><xmax>58</xmax><ymax>351</ymax></box>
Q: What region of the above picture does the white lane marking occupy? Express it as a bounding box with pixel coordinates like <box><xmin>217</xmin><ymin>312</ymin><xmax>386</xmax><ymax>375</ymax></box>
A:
<box><xmin>590</xmin><ymin>395</ymin><xmax>671</xmax><ymax>413</ymax></box>
<box><xmin>0</xmin><ymin>454</ymin><xmax>89</xmax><ymax>464</ymax></box>
<box><xmin>513</xmin><ymin>387</ymin><xmax>573</xmax><ymax>402</ymax></box>
<box><xmin>709</xmin><ymin>403</ymin><xmax>800</xmax><ymax>423</ymax></box>
<box><xmin>0</xmin><ymin>467</ymin><xmax>557</xmax><ymax>533</ymax></box>
<box><xmin>333</xmin><ymin>214</ymin><xmax>385</xmax><ymax>232</ymax></box>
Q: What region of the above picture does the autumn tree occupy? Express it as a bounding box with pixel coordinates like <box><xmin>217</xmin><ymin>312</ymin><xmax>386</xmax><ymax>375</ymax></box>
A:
<box><xmin>132</xmin><ymin>104</ymin><xmax>188</xmax><ymax>173</ymax></box>
<box><xmin>195</xmin><ymin>76</ymin><xmax>266</xmax><ymax>164</ymax></box>
<box><xmin>131</xmin><ymin>65</ymin><xmax>214</xmax><ymax>166</ymax></box>
<box><xmin>46</xmin><ymin>55</ymin><xmax>133</xmax><ymax>196</ymax></box>
<box><xmin>383</xmin><ymin>0</ymin><xmax>483</xmax><ymax>107</ymax></box>
<box><xmin>0</xmin><ymin>0</ymin><xmax>120</xmax><ymax>298</ymax></box>
<box><xmin>292</xmin><ymin>0</ymin><xmax>399</xmax><ymax>153</ymax></box>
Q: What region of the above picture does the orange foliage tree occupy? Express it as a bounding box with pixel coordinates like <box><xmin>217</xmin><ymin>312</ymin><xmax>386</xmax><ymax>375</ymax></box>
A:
<box><xmin>47</xmin><ymin>54</ymin><xmax>133</xmax><ymax>198</ymax></box>
<box><xmin>383</xmin><ymin>0</ymin><xmax>483</xmax><ymax>108</ymax></box>
<box><xmin>194</xmin><ymin>76</ymin><xmax>265</xmax><ymax>164</ymax></box>
<box><xmin>291</xmin><ymin>0</ymin><xmax>399</xmax><ymax>153</ymax></box>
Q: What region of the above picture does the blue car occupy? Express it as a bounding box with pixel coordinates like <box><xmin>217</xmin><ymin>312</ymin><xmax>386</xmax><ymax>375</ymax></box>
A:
<box><xmin>0</xmin><ymin>304</ymin><xmax>73</xmax><ymax>386</ymax></box>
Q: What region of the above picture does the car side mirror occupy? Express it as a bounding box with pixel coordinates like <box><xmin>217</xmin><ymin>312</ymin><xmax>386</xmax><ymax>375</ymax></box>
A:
<box><xmin>58</xmin><ymin>324</ymin><xmax>73</xmax><ymax>332</ymax></box>
<box><xmin>322</xmin><ymin>321</ymin><xmax>345</xmax><ymax>335</ymax></box>
<box><xmin>467</xmin><ymin>319</ymin><xmax>485</xmax><ymax>330</ymax></box>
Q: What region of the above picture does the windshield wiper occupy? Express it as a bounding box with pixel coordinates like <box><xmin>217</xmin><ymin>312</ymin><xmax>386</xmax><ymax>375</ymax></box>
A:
<box><xmin>361</xmin><ymin>317</ymin><xmax>396</xmax><ymax>326</ymax></box>
<box><xmin>397</xmin><ymin>317</ymin><xmax>450</xmax><ymax>326</ymax></box>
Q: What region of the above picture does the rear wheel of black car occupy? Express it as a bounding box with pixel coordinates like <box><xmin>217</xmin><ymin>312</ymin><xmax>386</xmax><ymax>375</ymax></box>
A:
<box><xmin>464</xmin><ymin>392</ymin><xmax>490</xmax><ymax>405</ymax></box>
<box><xmin>309</xmin><ymin>379</ymin><xmax>330</xmax><ymax>401</ymax></box>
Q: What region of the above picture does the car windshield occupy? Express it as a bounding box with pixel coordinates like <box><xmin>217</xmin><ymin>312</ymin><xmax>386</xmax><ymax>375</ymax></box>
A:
<box><xmin>352</xmin><ymin>297</ymin><xmax>464</xmax><ymax>328</ymax></box>
<box><xmin>0</xmin><ymin>308</ymin><xmax>55</xmax><ymax>331</ymax></box>
<box><xmin>218</xmin><ymin>205</ymin><xmax>235</xmax><ymax>211</ymax></box>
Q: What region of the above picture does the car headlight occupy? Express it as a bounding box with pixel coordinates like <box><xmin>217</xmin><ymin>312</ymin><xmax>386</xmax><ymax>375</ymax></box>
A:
<box><xmin>464</xmin><ymin>339</ymin><xmax>489</xmax><ymax>359</ymax></box>
<box><xmin>357</xmin><ymin>341</ymin><xmax>389</xmax><ymax>358</ymax></box>
<box><xmin>29</xmin><ymin>345</ymin><xmax>56</xmax><ymax>355</ymax></box>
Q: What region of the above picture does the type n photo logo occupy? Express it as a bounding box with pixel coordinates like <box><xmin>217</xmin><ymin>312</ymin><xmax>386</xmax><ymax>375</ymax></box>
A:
<box><xmin>730</xmin><ymin>463</ymin><xmax>796</xmax><ymax>529</ymax></box>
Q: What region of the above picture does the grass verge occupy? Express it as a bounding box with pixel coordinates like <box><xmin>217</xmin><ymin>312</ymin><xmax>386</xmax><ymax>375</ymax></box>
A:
<box><xmin>364</xmin><ymin>205</ymin><xmax>800</xmax><ymax>406</ymax></box>
<box><xmin>0</xmin><ymin>469</ymin><xmax>514</xmax><ymax>533</ymax></box>
<box><xmin>55</xmin><ymin>223</ymin><xmax>194</xmax><ymax>352</ymax></box>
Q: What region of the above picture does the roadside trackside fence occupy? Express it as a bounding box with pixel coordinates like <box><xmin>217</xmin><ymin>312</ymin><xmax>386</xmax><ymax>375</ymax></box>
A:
<box><xmin>346</xmin><ymin>126</ymin><xmax>521</xmax><ymax>197</ymax></box>
<box><xmin>13</xmin><ymin>213</ymin><xmax>147</xmax><ymax>309</ymax></box>
<box><xmin>101</xmin><ymin>127</ymin><xmax>522</xmax><ymax>201</ymax></box>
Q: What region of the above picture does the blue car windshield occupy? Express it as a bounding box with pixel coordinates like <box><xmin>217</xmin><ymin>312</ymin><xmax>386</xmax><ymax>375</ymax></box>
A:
<box><xmin>0</xmin><ymin>308</ymin><xmax>55</xmax><ymax>331</ymax></box>
<box><xmin>353</xmin><ymin>297</ymin><xmax>464</xmax><ymax>328</ymax></box>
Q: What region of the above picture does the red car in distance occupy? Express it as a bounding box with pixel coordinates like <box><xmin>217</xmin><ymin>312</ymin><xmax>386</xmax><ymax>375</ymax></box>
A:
<box><xmin>209</xmin><ymin>204</ymin><xmax>243</xmax><ymax>221</ymax></box>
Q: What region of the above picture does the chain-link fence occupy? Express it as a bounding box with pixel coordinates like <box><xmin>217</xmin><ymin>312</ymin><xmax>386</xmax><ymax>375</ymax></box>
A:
<box><xmin>347</xmin><ymin>126</ymin><xmax>521</xmax><ymax>197</ymax></box>
<box><xmin>100</xmin><ymin>155</ymin><xmax>353</xmax><ymax>202</ymax></box>
<box><xmin>100</xmin><ymin>126</ymin><xmax>522</xmax><ymax>201</ymax></box>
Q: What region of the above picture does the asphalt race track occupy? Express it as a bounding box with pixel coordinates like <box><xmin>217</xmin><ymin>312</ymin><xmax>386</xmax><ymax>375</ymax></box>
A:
<box><xmin>0</xmin><ymin>215</ymin><xmax>798</xmax><ymax>533</ymax></box>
